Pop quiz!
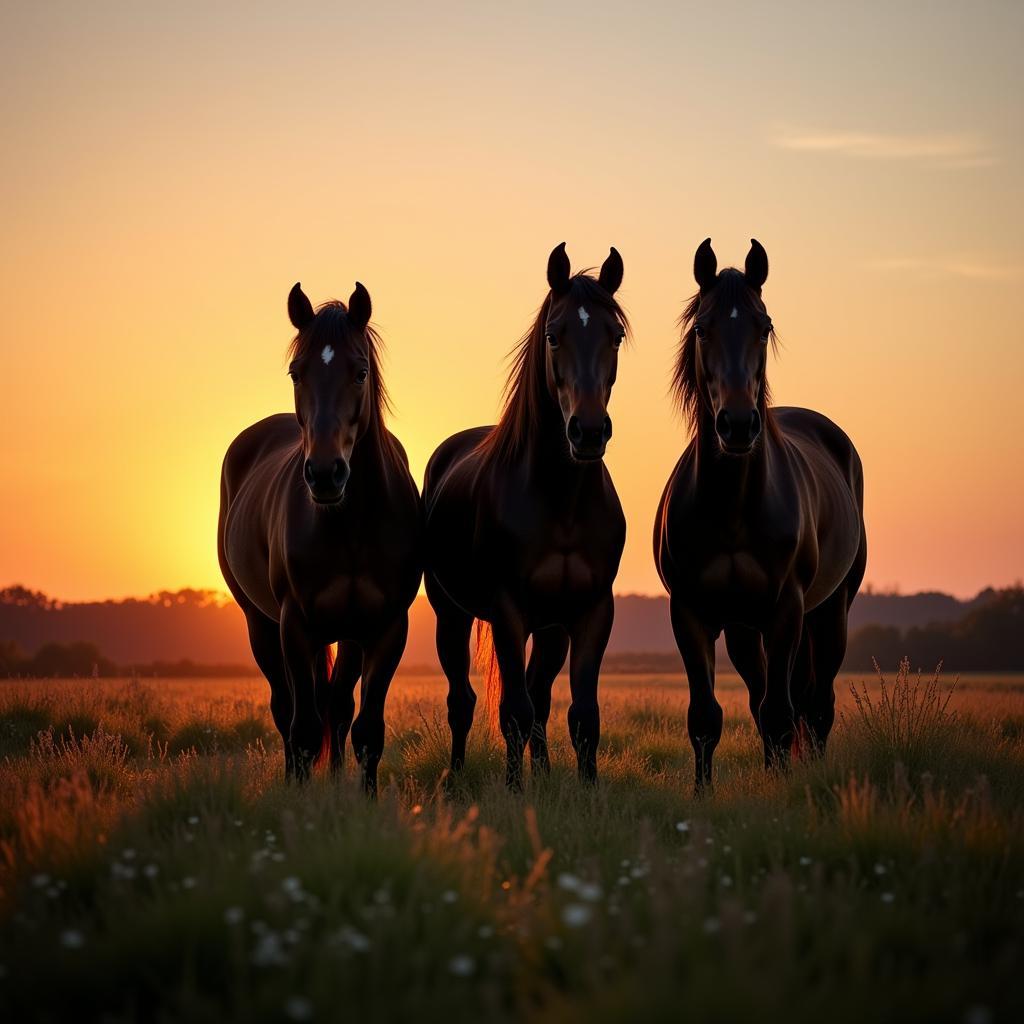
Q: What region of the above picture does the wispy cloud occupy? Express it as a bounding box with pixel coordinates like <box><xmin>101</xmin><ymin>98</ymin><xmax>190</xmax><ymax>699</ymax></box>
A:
<box><xmin>868</xmin><ymin>257</ymin><xmax>1023</xmax><ymax>281</ymax></box>
<box><xmin>773</xmin><ymin>129</ymin><xmax>995</xmax><ymax>168</ymax></box>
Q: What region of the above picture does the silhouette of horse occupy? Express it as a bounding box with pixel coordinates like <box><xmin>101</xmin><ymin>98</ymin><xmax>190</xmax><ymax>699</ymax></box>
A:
<box><xmin>423</xmin><ymin>244</ymin><xmax>629</xmax><ymax>787</ymax></box>
<box><xmin>218</xmin><ymin>282</ymin><xmax>421</xmax><ymax>790</ymax></box>
<box><xmin>654</xmin><ymin>239</ymin><xmax>866</xmax><ymax>791</ymax></box>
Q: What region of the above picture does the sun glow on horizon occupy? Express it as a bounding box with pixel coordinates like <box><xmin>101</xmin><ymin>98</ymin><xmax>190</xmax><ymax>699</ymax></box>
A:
<box><xmin>1</xmin><ymin>3</ymin><xmax>1023</xmax><ymax>603</ymax></box>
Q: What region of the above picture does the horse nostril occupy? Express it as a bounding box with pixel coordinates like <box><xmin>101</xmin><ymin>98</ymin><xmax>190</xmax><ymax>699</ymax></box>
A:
<box><xmin>749</xmin><ymin>408</ymin><xmax>762</xmax><ymax>441</ymax></box>
<box><xmin>303</xmin><ymin>459</ymin><xmax>316</xmax><ymax>486</ymax></box>
<box><xmin>333</xmin><ymin>459</ymin><xmax>350</xmax><ymax>489</ymax></box>
<box><xmin>602</xmin><ymin>416</ymin><xmax>613</xmax><ymax>443</ymax></box>
<box><xmin>715</xmin><ymin>409</ymin><xmax>732</xmax><ymax>440</ymax></box>
<box><xmin>567</xmin><ymin>416</ymin><xmax>583</xmax><ymax>445</ymax></box>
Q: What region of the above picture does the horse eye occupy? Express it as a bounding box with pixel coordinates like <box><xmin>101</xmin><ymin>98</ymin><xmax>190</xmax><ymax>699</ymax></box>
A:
<box><xmin>694</xmin><ymin>325</ymin><xmax>706</xmax><ymax>341</ymax></box>
<box><xmin>613</xmin><ymin>332</ymin><xmax>625</xmax><ymax>348</ymax></box>
<box><xmin>356</xmin><ymin>368</ymin><xmax>369</xmax><ymax>384</ymax></box>
<box><xmin>288</xmin><ymin>371</ymin><xmax>300</xmax><ymax>384</ymax></box>
<box><xmin>545</xmin><ymin>333</ymin><xmax>558</xmax><ymax>348</ymax></box>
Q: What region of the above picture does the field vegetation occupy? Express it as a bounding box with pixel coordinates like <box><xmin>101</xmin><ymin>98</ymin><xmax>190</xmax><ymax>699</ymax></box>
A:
<box><xmin>1</xmin><ymin>664</ymin><xmax>1022</xmax><ymax>1023</ymax></box>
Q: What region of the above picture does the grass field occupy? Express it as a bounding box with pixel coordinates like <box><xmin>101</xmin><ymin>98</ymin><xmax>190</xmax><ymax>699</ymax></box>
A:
<box><xmin>1</xmin><ymin>666</ymin><xmax>1022</xmax><ymax>1023</ymax></box>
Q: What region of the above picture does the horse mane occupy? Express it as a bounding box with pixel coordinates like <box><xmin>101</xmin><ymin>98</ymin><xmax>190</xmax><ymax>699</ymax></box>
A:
<box><xmin>287</xmin><ymin>301</ymin><xmax>404</xmax><ymax>471</ymax></box>
<box><xmin>480</xmin><ymin>273</ymin><xmax>631</xmax><ymax>464</ymax></box>
<box><xmin>671</xmin><ymin>268</ymin><xmax>779</xmax><ymax>434</ymax></box>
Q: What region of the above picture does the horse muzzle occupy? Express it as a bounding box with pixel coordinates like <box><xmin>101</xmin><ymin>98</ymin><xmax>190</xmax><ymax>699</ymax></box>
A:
<box><xmin>304</xmin><ymin>457</ymin><xmax>350</xmax><ymax>504</ymax></box>
<box><xmin>567</xmin><ymin>414</ymin><xmax>612</xmax><ymax>462</ymax></box>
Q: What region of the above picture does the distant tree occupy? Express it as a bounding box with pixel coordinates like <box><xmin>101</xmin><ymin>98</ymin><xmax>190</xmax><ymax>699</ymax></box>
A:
<box><xmin>28</xmin><ymin>641</ymin><xmax>117</xmax><ymax>678</ymax></box>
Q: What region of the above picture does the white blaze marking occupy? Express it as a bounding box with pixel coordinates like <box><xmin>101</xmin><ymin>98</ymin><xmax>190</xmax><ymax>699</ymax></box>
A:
<box><xmin>730</xmin><ymin>307</ymin><xmax>739</xmax><ymax>319</ymax></box>
<box><xmin>578</xmin><ymin>306</ymin><xmax>590</xmax><ymax>327</ymax></box>
<box><xmin>321</xmin><ymin>344</ymin><xmax>335</xmax><ymax>365</ymax></box>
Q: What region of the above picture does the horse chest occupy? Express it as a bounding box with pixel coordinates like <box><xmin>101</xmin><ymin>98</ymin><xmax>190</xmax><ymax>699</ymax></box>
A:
<box><xmin>699</xmin><ymin>550</ymin><xmax>772</xmax><ymax>596</ymax></box>
<box><xmin>527</xmin><ymin>548</ymin><xmax>600</xmax><ymax>595</ymax></box>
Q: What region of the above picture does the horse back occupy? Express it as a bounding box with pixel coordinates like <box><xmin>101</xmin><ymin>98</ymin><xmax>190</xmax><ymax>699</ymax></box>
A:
<box><xmin>422</xmin><ymin>426</ymin><xmax>493</xmax><ymax>513</ymax></box>
<box><xmin>220</xmin><ymin>414</ymin><xmax>299</xmax><ymax>505</ymax></box>
<box><xmin>772</xmin><ymin>407</ymin><xmax>863</xmax><ymax>507</ymax></box>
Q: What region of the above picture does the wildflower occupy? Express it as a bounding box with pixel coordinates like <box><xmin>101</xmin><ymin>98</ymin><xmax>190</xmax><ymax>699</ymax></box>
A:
<box><xmin>182</xmin><ymin>876</ymin><xmax>197</xmax><ymax>890</ymax></box>
<box><xmin>31</xmin><ymin>873</ymin><xmax>51</xmax><ymax>888</ymax></box>
<box><xmin>187</xmin><ymin>816</ymin><xmax>199</xmax><ymax>826</ymax></box>
<box><xmin>963</xmin><ymin>1006</ymin><xmax>992</xmax><ymax>1024</ymax></box>
<box><xmin>448</xmin><ymin>954</ymin><xmax>475</xmax><ymax>977</ymax></box>
<box><xmin>224</xmin><ymin>906</ymin><xmax>245</xmax><ymax>925</ymax></box>
<box><xmin>545</xmin><ymin>936</ymin><xmax>563</xmax><ymax>950</ymax></box>
<box><xmin>60</xmin><ymin>929</ymin><xmax>85</xmax><ymax>949</ymax></box>
<box><xmin>703</xmin><ymin>917</ymin><xmax>721</xmax><ymax>934</ymax></box>
<box><xmin>720</xmin><ymin>875</ymin><xmax>733</xmax><ymax>888</ymax></box>
<box><xmin>874</xmin><ymin>863</ymin><xmax>886</xmax><ymax>876</ymax></box>
<box><xmin>251</xmin><ymin>932</ymin><xmax>288</xmax><ymax>967</ymax></box>
<box><xmin>441</xmin><ymin>889</ymin><xmax>458</xmax><ymax>904</ymax></box>
<box><xmin>561</xmin><ymin>903</ymin><xmax>592</xmax><ymax>928</ymax></box>
<box><xmin>477</xmin><ymin>924</ymin><xmax>494</xmax><ymax>938</ymax></box>
<box><xmin>617</xmin><ymin>876</ymin><xmax>630</xmax><ymax>887</ymax></box>
<box><xmin>799</xmin><ymin>856</ymin><xmax>812</xmax><ymax>866</ymax></box>
<box><xmin>556</xmin><ymin>873</ymin><xmax>581</xmax><ymax>892</ymax></box>
<box><xmin>283</xmin><ymin>996</ymin><xmax>313</xmax><ymax>1021</ymax></box>
<box><xmin>143</xmin><ymin>864</ymin><xmax>159</xmax><ymax>879</ymax></box>
<box><xmin>122</xmin><ymin>848</ymin><xmax>136</xmax><ymax>860</ymax></box>
<box><xmin>881</xmin><ymin>892</ymin><xmax>895</xmax><ymax>904</ymax></box>
<box><xmin>578</xmin><ymin>882</ymin><xmax>603</xmax><ymax>902</ymax></box>
<box><xmin>743</xmin><ymin>910</ymin><xmax>758</xmax><ymax>925</ymax></box>
<box><xmin>234</xmin><ymin>819</ymin><xmax>243</xmax><ymax>827</ymax></box>
<box><xmin>333</xmin><ymin>925</ymin><xmax>370</xmax><ymax>953</ymax></box>
<box><xmin>675</xmin><ymin>821</ymin><xmax>690</xmax><ymax>833</ymax></box>
<box><xmin>281</xmin><ymin>876</ymin><xmax>303</xmax><ymax>897</ymax></box>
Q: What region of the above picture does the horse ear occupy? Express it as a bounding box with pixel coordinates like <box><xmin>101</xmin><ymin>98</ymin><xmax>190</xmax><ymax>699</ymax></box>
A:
<box><xmin>598</xmin><ymin>246</ymin><xmax>624</xmax><ymax>295</ymax></box>
<box><xmin>744</xmin><ymin>239</ymin><xmax>769</xmax><ymax>290</ymax></box>
<box><xmin>693</xmin><ymin>238</ymin><xmax>718</xmax><ymax>293</ymax></box>
<box><xmin>547</xmin><ymin>242</ymin><xmax>571</xmax><ymax>296</ymax></box>
<box><xmin>288</xmin><ymin>282</ymin><xmax>315</xmax><ymax>330</ymax></box>
<box><xmin>348</xmin><ymin>282</ymin><xmax>372</xmax><ymax>331</ymax></box>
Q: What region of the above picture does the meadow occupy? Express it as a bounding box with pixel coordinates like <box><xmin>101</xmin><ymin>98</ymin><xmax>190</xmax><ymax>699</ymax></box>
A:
<box><xmin>1</xmin><ymin>666</ymin><xmax>1022</xmax><ymax>1023</ymax></box>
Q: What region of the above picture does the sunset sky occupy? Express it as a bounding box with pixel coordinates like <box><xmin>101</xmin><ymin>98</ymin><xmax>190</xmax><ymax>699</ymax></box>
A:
<box><xmin>2</xmin><ymin>1</ymin><xmax>1022</xmax><ymax>602</ymax></box>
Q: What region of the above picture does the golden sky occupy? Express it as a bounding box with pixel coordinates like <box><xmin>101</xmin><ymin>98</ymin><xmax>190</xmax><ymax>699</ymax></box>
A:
<box><xmin>2</xmin><ymin>1</ymin><xmax>1022</xmax><ymax>601</ymax></box>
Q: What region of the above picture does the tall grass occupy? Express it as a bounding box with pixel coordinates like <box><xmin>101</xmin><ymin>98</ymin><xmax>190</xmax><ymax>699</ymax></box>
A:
<box><xmin>0</xmin><ymin>670</ymin><xmax>1022</xmax><ymax>1023</ymax></box>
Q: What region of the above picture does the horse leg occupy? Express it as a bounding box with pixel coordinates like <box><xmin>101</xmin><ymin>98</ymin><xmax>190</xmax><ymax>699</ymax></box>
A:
<box><xmin>724</xmin><ymin>625</ymin><xmax>766</xmax><ymax>737</ymax></box>
<box><xmin>426</xmin><ymin>576</ymin><xmax>476</xmax><ymax>772</ymax></box>
<box><xmin>566</xmin><ymin>596</ymin><xmax>613</xmax><ymax>784</ymax></box>
<box><xmin>243</xmin><ymin>607</ymin><xmax>295</xmax><ymax>779</ymax></box>
<box><xmin>803</xmin><ymin>540</ymin><xmax>865</xmax><ymax>754</ymax></box>
<box><xmin>759</xmin><ymin>591</ymin><xmax>804</xmax><ymax>771</ymax></box>
<box><xmin>526</xmin><ymin>626</ymin><xmax>570</xmax><ymax>775</ymax></box>
<box><xmin>350</xmin><ymin>614</ymin><xmax>408</xmax><ymax>796</ymax></box>
<box><xmin>328</xmin><ymin>642</ymin><xmax>362</xmax><ymax>772</ymax></box>
<box><xmin>671</xmin><ymin>596</ymin><xmax>722</xmax><ymax>795</ymax></box>
<box><xmin>492</xmin><ymin>606</ymin><xmax>531</xmax><ymax>790</ymax></box>
<box><xmin>279</xmin><ymin>599</ymin><xmax>323</xmax><ymax>783</ymax></box>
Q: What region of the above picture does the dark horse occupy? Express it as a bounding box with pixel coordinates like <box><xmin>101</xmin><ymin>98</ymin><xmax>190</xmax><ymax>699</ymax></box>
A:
<box><xmin>654</xmin><ymin>239</ymin><xmax>866</xmax><ymax>791</ymax></box>
<box><xmin>423</xmin><ymin>244</ymin><xmax>629</xmax><ymax>787</ymax></box>
<box><xmin>218</xmin><ymin>281</ymin><xmax>421</xmax><ymax>790</ymax></box>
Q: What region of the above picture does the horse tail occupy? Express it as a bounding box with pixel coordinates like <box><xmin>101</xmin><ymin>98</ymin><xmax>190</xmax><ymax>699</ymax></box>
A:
<box><xmin>312</xmin><ymin>643</ymin><xmax>336</xmax><ymax>768</ymax></box>
<box><xmin>473</xmin><ymin>620</ymin><xmax>502</xmax><ymax>733</ymax></box>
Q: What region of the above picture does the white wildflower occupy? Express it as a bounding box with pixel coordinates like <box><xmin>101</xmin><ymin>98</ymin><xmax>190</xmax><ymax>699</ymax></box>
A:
<box><xmin>448</xmin><ymin>954</ymin><xmax>475</xmax><ymax>977</ymax></box>
<box><xmin>561</xmin><ymin>903</ymin><xmax>592</xmax><ymax>928</ymax></box>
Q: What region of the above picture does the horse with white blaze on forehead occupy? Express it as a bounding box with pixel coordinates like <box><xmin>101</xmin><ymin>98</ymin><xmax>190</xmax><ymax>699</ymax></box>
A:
<box><xmin>423</xmin><ymin>243</ymin><xmax>630</xmax><ymax>788</ymax></box>
<box><xmin>654</xmin><ymin>239</ymin><xmax>867</xmax><ymax>793</ymax></box>
<box><xmin>218</xmin><ymin>281</ymin><xmax>422</xmax><ymax>791</ymax></box>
